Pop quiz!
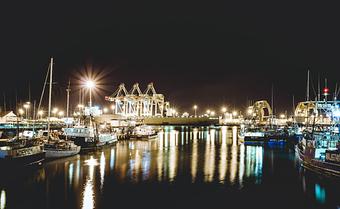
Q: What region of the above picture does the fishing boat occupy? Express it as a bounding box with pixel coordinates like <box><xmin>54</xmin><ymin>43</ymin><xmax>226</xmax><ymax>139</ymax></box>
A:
<box><xmin>63</xmin><ymin>123</ymin><xmax>117</xmax><ymax>151</ymax></box>
<box><xmin>130</xmin><ymin>125</ymin><xmax>158</xmax><ymax>140</ymax></box>
<box><xmin>296</xmin><ymin>130</ymin><xmax>340</xmax><ymax>178</ymax></box>
<box><xmin>239</xmin><ymin>124</ymin><xmax>288</xmax><ymax>144</ymax></box>
<box><xmin>0</xmin><ymin>138</ymin><xmax>45</xmax><ymax>167</ymax></box>
<box><xmin>43</xmin><ymin>139</ymin><xmax>80</xmax><ymax>158</ymax></box>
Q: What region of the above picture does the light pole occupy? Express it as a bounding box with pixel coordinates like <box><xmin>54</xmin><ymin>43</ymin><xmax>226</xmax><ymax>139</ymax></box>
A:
<box><xmin>23</xmin><ymin>103</ymin><xmax>30</xmax><ymax>119</ymax></box>
<box><xmin>221</xmin><ymin>106</ymin><xmax>227</xmax><ymax>117</ymax></box>
<box><xmin>38</xmin><ymin>110</ymin><xmax>44</xmax><ymax>120</ymax></box>
<box><xmin>85</xmin><ymin>80</ymin><xmax>95</xmax><ymax>108</ymax></box>
<box><xmin>193</xmin><ymin>105</ymin><xmax>197</xmax><ymax>117</ymax></box>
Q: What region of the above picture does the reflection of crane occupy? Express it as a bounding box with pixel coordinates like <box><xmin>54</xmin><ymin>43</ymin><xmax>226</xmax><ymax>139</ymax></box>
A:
<box><xmin>247</xmin><ymin>100</ymin><xmax>273</xmax><ymax>122</ymax></box>
<box><xmin>105</xmin><ymin>83</ymin><xmax>170</xmax><ymax>118</ymax></box>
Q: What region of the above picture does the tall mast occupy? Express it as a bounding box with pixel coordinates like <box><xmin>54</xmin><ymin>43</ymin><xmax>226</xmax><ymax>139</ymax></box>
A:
<box><xmin>271</xmin><ymin>84</ymin><xmax>274</xmax><ymax>116</ymax></box>
<box><xmin>66</xmin><ymin>80</ymin><xmax>71</xmax><ymax>117</ymax></box>
<box><xmin>306</xmin><ymin>69</ymin><xmax>310</xmax><ymax>101</ymax></box>
<box><xmin>317</xmin><ymin>74</ymin><xmax>320</xmax><ymax>101</ymax></box>
<box><xmin>47</xmin><ymin>57</ymin><xmax>53</xmax><ymax>138</ymax></box>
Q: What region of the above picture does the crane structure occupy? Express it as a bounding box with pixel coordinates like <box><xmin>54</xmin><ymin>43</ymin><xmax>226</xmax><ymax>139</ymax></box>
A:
<box><xmin>247</xmin><ymin>100</ymin><xmax>273</xmax><ymax>123</ymax></box>
<box><xmin>105</xmin><ymin>83</ymin><xmax>170</xmax><ymax>118</ymax></box>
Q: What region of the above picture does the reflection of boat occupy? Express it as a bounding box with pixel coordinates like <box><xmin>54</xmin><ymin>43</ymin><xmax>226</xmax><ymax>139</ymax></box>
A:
<box><xmin>296</xmin><ymin>130</ymin><xmax>340</xmax><ymax>178</ymax></box>
<box><xmin>0</xmin><ymin>138</ymin><xmax>45</xmax><ymax>167</ymax></box>
<box><xmin>130</xmin><ymin>125</ymin><xmax>158</xmax><ymax>140</ymax></box>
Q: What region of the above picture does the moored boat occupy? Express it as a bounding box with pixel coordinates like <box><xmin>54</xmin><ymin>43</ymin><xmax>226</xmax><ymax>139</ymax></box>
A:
<box><xmin>296</xmin><ymin>130</ymin><xmax>340</xmax><ymax>178</ymax></box>
<box><xmin>130</xmin><ymin>125</ymin><xmax>158</xmax><ymax>140</ymax></box>
<box><xmin>0</xmin><ymin>138</ymin><xmax>45</xmax><ymax>167</ymax></box>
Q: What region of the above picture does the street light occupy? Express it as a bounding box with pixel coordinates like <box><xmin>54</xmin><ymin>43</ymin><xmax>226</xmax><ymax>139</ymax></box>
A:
<box><xmin>23</xmin><ymin>103</ymin><xmax>30</xmax><ymax>119</ymax></box>
<box><xmin>232</xmin><ymin>111</ymin><xmax>238</xmax><ymax>117</ymax></box>
<box><xmin>85</xmin><ymin>80</ymin><xmax>95</xmax><ymax>107</ymax></box>
<box><xmin>221</xmin><ymin>107</ymin><xmax>227</xmax><ymax>113</ymax></box>
<box><xmin>103</xmin><ymin>107</ymin><xmax>108</xmax><ymax>114</ymax></box>
<box><xmin>38</xmin><ymin>110</ymin><xmax>44</xmax><ymax>119</ymax></box>
<box><xmin>211</xmin><ymin>111</ymin><xmax>216</xmax><ymax>116</ymax></box>
<box><xmin>52</xmin><ymin>108</ymin><xmax>58</xmax><ymax>117</ymax></box>
<box><xmin>206</xmin><ymin>109</ymin><xmax>211</xmax><ymax>115</ymax></box>
<box><xmin>18</xmin><ymin>108</ymin><xmax>24</xmax><ymax>119</ymax></box>
<box><xmin>58</xmin><ymin>111</ymin><xmax>64</xmax><ymax>118</ymax></box>
<box><xmin>193</xmin><ymin>105</ymin><xmax>198</xmax><ymax>117</ymax></box>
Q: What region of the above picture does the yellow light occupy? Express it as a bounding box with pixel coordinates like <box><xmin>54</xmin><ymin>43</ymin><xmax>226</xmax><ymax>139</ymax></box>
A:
<box><xmin>193</xmin><ymin>105</ymin><xmax>197</xmax><ymax>110</ymax></box>
<box><xmin>211</xmin><ymin>111</ymin><xmax>216</xmax><ymax>116</ymax></box>
<box><xmin>52</xmin><ymin>108</ymin><xmax>58</xmax><ymax>114</ymax></box>
<box><xmin>103</xmin><ymin>108</ymin><xmax>108</xmax><ymax>113</ymax></box>
<box><xmin>280</xmin><ymin>114</ymin><xmax>286</xmax><ymax>119</ymax></box>
<box><xmin>221</xmin><ymin>107</ymin><xmax>227</xmax><ymax>113</ymax></box>
<box><xmin>85</xmin><ymin>80</ymin><xmax>95</xmax><ymax>89</ymax></box>
<box><xmin>110</xmin><ymin>105</ymin><xmax>115</xmax><ymax>110</ymax></box>
<box><xmin>78</xmin><ymin>104</ymin><xmax>84</xmax><ymax>108</ymax></box>
<box><xmin>23</xmin><ymin>104</ymin><xmax>30</xmax><ymax>109</ymax></box>
<box><xmin>58</xmin><ymin>111</ymin><xmax>64</xmax><ymax>117</ymax></box>
<box><xmin>232</xmin><ymin>111</ymin><xmax>238</xmax><ymax>116</ymax></box>
<box><xmin>206</xmin><ymin>109</ymin><xmax>211</xmax><ymax>114</ymax></box>
<box><xmin>247</xmin><ymin>109</ymin><xmax>253</xmax><ymax>115</ymax></box>
<box><xmin>18</xmin><ymin>108</ymin><xmax>24</xmax><ymax>115</ymax></box>
<box><xmin>38</xmin><ymin>110</ymin><xmax>44</xmax><ymax>116</ymax></box>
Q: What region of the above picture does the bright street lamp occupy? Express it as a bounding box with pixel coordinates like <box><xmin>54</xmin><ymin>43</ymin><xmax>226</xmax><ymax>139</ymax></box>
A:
<box><xmin>193</xmin><ymin>105</ymin><xmax>198</xmax><ymax>117</ymax></box>
<box><xmin>58</xmin><ymin>111</ymin><xmax>64</xmax><ymax>118</ymax></box>
<box><xmin>38</xmin><ymin>110</ymin><xmax>44</xmax><ymax>119</ymax></box>
<box><xmin>103</xmin><ymin>107</ymin><xmax>108</xmax><ymax>114</ymax></box>
<box><xmin>85</xmin><ymin>80</ymin><xmax>96</xmax><ymax>107</ymax></box>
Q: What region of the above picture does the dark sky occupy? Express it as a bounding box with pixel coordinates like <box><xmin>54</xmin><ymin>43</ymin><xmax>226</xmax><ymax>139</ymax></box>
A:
<box><xmin>1</xmin><ymin>1</ymin><xmax>340</xmax><ymax>114</ymax></box>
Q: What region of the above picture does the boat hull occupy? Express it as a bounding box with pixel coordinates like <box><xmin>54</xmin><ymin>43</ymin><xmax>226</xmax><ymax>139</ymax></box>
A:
<box><xmin>45</xmin><ymin>146</ymin><xmax>81</xmax><ymax>158</ymax></box>
<box><xmin>295</xmin><ymin>145</ymin><xmax>340</xmax><ymax>178</ymax></box>
<box><xmin>130</xmin><ymin>134</ymin><xmax>158</xmax><ymax>140</ymax></box>
<box><xmin>0</xmin><ymin>151</ymin><xmax>45</xmax><ymax>167</ymax></box>
<box><xmin>69</xmin><ymin>136</ymin><xmax>117</xmax><ymax>151</ymax></box>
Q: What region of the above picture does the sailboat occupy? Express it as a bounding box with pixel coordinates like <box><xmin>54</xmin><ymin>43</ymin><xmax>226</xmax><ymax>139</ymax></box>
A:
<box><xmin>41</xmin><ymin>58</ymin><xmax>81</xmax><ymax>158</ymax></box>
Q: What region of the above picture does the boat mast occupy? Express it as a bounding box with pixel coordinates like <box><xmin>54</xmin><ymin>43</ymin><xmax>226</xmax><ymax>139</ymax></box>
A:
<box><xmin>47</xmin><ymin>57</ymin><xmax>53</xmax><ymax>139</ymax></box>
<box><xmin>317</xmin><ymin>74</ymin><xmax>320</xmax><ymax>101</ymax></box>
<box><xmin>306</xmin><ymin>69</ymin><xmax>310</xmax><ymax>101</ymax></box>
<box><xmin>66</xmin><ymin>80</ymin><xmax>71</xmax><ymax>118</ymax></box>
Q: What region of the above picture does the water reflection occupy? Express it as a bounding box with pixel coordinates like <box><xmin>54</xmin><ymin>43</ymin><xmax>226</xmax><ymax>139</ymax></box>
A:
<box><xmin>0</xmin><ymin>190</ymin><xmax>5</xmax><ymax>209</ymax></box>
<box><xmin>315</xmin><ymin>184</ymin><xmax>326</xmax><ymax>204</ymax></box>
<box><xmin>0</xmin><ymin>125</ymin><xmax>337</xmax><ymax>209</ymax></box>
<box><xmin>82</xmin><ymin>156</ymin><xmax>98</xmax><ymax>209</ymax></box>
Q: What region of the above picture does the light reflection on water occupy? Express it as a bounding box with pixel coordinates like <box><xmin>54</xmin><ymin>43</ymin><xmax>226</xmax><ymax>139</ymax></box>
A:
<box><xmin>0</xmin><ymin>190</ymin><xmax>5</xmax><ymax>209</ymax></box>
<box><xmin>0</xmin><ymin>126</ymin><xmax>339</xmax><ymax>209</ymax></box>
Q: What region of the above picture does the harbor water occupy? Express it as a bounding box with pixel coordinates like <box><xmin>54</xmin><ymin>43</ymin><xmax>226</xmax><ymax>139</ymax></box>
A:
<box><xmin>0</xmin><ymin>126</ymin><xmax>339</xmax><ymax>209</ymax></box>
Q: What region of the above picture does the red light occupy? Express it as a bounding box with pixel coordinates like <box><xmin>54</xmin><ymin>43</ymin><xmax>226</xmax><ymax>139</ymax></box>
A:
<box><xmin>323</xmin><ymin>88</ymin><xmax>329</xmax><ymax>94</ymax></box>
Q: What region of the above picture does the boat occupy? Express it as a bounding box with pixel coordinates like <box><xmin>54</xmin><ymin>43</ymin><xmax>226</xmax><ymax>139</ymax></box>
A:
<box><xmin>63</xmin><ymin>123</ymin><xmax>117</xmax><ymax>151</ymax></box>
<box><xmin>43</xmin><ymin>139</ymin><xmax>80</xmax><ymax>158</ymax></box>
<box><xmin>239</xmin><ymin>124</ymin><xmax>288</xmax><ymax>144</ymax></box>
<box><xmin>296</xmin><ymin>130</ymin><xmax>340</xmax><ymax>178</ymax></box>
<box><xmin>130</xmin><ymin>125</ymin><xmax>158</xmax><ymax>140</ymax></box>
<box><xmin>0</xmin><ymin>138</ymin><xmax>45</xmax><ymax>167</ymax></box>
<box><xmin>36</xmin><ymin>58</ymin><xmax>81</xmax><ymax>158</ymax></box>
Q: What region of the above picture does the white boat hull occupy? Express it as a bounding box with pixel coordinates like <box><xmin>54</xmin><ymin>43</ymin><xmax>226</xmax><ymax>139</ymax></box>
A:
<box><xmin>45</xmin><ymin>146</ymin><xmax>81</xmax><ymax>158</ymax></box>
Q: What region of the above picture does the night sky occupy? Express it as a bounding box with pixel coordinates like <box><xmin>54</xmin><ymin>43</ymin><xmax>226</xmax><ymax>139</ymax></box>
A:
<box><xmin>1</xmin><ymin>1</ymin><xmax>340</xmax><ymax>114</ymax></box>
